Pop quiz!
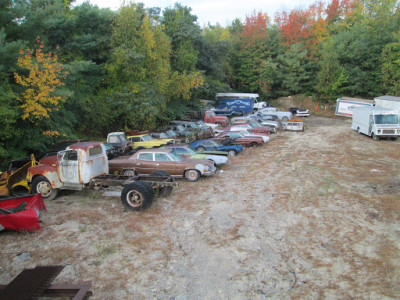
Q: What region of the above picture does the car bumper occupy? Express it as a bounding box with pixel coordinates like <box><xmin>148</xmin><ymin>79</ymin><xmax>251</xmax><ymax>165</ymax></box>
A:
<box><xmin>202</xmin><ymin>165</ymin><xmax>217</xmax><ymax>176</ymax></box>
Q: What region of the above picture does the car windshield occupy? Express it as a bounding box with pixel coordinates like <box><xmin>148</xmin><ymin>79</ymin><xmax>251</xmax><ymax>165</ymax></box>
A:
<box><xmin>250</xmin><ymin>121</ymin><xmax>260</xmax><ymax>127</ymax></box>
<box><xmin>103</xmin><ymin>143</ymin><xmax>113</xmax><ymax>150</ymax></box>
<box><xmin>374</xmin><ymin>114</ymin><xmax>399</xmax><ymax>124</ymax></box>
<box><xmin>142</xmin><ymin>135</ymin><xmax>153</xmax><ymax>141</ymax></box>
<box><xmin>179</xmin><ymin>147</ymin><xmax>195</xmax><ymax>154</ymax></box>
<box><xmin>119</xmin><ymin>135</ymin><xmax>127</xmax><ymax>142</ymax></box>
<box><xmin>166</xmin><ymin>130</ymin><xmax>177</xmax><ymax>137</ymax></box>
<box><xmin>190</xmin><ymin>123</ymin><xmax>200</xmax><ymax>129</ymax></box>
<box><xmin>169</xmin><ymin>151</ymin><xmax>183</xmax><ymax>161</ymax></box>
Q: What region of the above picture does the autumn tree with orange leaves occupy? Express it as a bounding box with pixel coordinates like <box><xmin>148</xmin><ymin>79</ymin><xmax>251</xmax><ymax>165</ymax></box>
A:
<box><xmin>14</xmin><ymin>38</ymin><xmax>69</xmax><ymax>122</ymax></box>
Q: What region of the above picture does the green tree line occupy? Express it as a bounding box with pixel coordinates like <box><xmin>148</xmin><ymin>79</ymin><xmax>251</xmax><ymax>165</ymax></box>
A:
<box><xmin>0</xmin><ymin>0</ymin><xmax>399</xmax><ymax>167</ymax></box>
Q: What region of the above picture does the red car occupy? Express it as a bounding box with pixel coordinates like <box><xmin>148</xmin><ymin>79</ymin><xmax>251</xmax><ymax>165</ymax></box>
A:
<box><xmin>214</xmin><ymin>131</ymin><xmax>264</xmax><ymax>147</ymax></box>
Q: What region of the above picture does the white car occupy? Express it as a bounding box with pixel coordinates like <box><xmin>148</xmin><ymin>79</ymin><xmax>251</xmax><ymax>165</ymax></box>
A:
<box><xmin>258</xmin><ymin>109</ymin><xmax>293</xmax><ymax>122</ymax></box>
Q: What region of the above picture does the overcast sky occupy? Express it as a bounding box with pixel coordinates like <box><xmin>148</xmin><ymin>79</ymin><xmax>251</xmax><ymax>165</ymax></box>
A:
<box><xmin>74</xmin><ymin>0</ymin><xmax>318</xmax><ymax>26</ymax></box>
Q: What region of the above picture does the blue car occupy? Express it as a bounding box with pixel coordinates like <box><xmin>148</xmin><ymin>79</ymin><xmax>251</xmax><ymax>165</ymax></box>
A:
<box><xmin>190</xmin><ymin>139</ymin><xmax>243</xmax><ymax>156</ymax></box>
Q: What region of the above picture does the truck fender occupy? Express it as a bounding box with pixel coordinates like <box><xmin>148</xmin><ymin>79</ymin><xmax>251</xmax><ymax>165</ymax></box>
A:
<box><xmin>29</xmin><ymin>165</ymin><xmax>63</xmax><ymax>189</ymax></box>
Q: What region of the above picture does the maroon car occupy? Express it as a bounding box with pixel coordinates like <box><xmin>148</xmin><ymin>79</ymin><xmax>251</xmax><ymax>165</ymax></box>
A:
<box><xmin>108</xmin><ymin>148</ymin><xmax>216</xmax><ymax>182</ymax></box>
<box><xmin>214</xmin><ymin>131</ymin><xmax>264</xmax><ymax>147</ymax></box>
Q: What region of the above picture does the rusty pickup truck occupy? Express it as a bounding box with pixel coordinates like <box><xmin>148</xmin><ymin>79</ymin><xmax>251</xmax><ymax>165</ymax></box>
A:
<box><xmin>28</xmin><ymin>141</ymin><xmax>177</xmax><ymax>210</ymax></box>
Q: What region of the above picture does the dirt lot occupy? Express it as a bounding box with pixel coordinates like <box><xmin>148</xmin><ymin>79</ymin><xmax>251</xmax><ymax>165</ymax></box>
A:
<box><xmin>1</xmin><ymin>115</ymin><xmax>399</xmax><ymax>299</ymax></box>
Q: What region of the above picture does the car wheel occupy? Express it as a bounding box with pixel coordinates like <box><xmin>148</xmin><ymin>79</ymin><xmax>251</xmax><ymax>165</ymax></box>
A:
<box><xmin>250</xmin><ymin>142</ymin><xmax>258</xmax><ymax>147</ymax></box>
<box><xmin>32</xmin><ymin>175</ymin><xmax>59</xmax><ymax>201</ymax></box>
<box><xmin>372</xmin><ymin>133</ymin><xmax>380</xmax><ymax>141</ymax></box>
<box><xmin>121</xmin><ymin>181</ymin><xmax>154</xmax><ymax>211</ymax></box>
<box><xmin>185</xmin><ymin>169</ymin><xmax>200</xmax><ymax>182</ymax></box>
<box><xmin>196</xmin><ymin>146</ymin><xmax>206</xmax><ymax>151</ymax></box>
<box><xmin>123</xmin><ymin>169</ymin><xmax>136</xmax><ymax>176</ymax></box>
<box><xmin>282</xmin><ymin>116</ymin><xmax>289</xmax><ymax>122</ymax></box>
<box><xmin>227</xmin><ymin>150</ymin><xmax>236</xmax><ymax>156</ymax></box>
<box><xmin>185</xmin><ymin>137</ymin><xmax>190</xmax><ymax>144</ymax></box>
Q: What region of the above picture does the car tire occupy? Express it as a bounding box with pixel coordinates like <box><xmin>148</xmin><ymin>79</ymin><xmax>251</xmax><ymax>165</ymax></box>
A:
<box><xmin>123</xmin><ymin>169</ymin><xmax>136</xmax><ymax>176</ymax></box>
<box><xmin>196</xmin><ymin>146</ymin><xmax>206</xmax><ymax>151</ymax></box>
<box><xmin>185</xmin><ymin>137</ymin><xmax>190</xmax><ymax>144</ymax></box>
<box><xmin>121</xmin><ymin>181</ymin><xmax>154</xmax><ymax>211</ymax></box>
<box><xmin>372</xmin><ymin>133</ymin><xmax>380</xmax><ymax>141</ymax></box>
<box><xmin>227</xmin><ymin>150</ymin><xmax>236</xmax><ymax>156</ymax></box>
<box><xmin>282</xmin><ymin>116</ymin><xmax>289</xmax><ymax>122</ymax></box>
<box><xmin>32</xmin><ymin>175</ymin><xmax>59</xmax><ymax>201</ymax></box>
<box><xmin>185</xmin><ymin>169</ymin><xmax>200</xmax><ymax>182</ymax></box>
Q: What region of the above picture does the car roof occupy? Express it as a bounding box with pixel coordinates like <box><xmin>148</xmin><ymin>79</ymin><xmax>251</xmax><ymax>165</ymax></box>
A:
<box><xmin>136</xmin><ymin>148</ymin><xmax>172</xmax><ymax>154</ymax></box>
<box><xmin>67</xmin><ymin>141</ymin><xmax>104</xmax><ymax>150</ymax></box>
<box><xmin>164</xmin><ymin>145</ymin><xmax>188</xmax><ymax>148</ymax></box>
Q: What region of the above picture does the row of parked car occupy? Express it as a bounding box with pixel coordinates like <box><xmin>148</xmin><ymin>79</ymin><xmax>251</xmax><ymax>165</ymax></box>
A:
<box><xmin>103</xmin><ymin>107</ymin><xmax>311</xmax><ymax>182</ymax></box>
<box><xmin>0</xmin><ymin>106</ymin><xmax>308</xmax><ymax>199</ymax></box>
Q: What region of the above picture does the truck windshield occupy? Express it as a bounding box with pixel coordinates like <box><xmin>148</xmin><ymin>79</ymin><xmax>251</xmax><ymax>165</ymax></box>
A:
<box><xmin>374</xmin><ymin>114</ymin><xmax>399</xmax><ymax>124</ymax></box>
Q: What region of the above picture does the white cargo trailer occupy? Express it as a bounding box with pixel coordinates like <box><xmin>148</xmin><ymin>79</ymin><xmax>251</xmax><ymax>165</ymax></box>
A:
<box><xmin>335</xmin><ymin>97</ymin><xmax>374</xmax><ymax>117</ymax></box>
<box><xmin>351</xmin><ymin>106</ymin><xmax>400</xmax><ymax>140</ymax></box>
<box><xmin>374</xmin><ymin>95</ymin><xmax>400</xmax><ymax>110</ymax></box>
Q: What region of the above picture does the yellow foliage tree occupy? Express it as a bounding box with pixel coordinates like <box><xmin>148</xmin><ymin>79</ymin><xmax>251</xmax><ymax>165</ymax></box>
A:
<box><xmin>14</xmin><ymin>38</ymin><xmax>68</xmax><ymax>121</ymax></box>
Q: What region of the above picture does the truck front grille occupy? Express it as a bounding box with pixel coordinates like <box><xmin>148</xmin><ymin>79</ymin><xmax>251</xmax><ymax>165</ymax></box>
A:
<box><xmin>382</xmin><ymin>130</ymin><xmax>395</xmax><ymax>134</ymax></box>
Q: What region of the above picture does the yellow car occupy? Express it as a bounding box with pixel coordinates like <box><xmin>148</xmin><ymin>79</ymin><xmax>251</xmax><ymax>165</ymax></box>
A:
<box><xmin>127</xmin><ymin>134</ymin><xmax>174</xmax><ymax>149</ymax></box>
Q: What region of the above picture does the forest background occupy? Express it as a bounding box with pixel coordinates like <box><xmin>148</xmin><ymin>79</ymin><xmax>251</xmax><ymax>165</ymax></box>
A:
<box><xmin>0</xmin><ymin>0</ymin><xmax>399</xmax><ymax>167</ymax></box>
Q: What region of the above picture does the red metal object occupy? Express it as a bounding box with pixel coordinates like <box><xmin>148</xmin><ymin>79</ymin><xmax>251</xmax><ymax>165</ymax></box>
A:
<box><xmin>0</xmin><ymin>193</ymin><xmax>46</xmax><ymax>231</ymax></box>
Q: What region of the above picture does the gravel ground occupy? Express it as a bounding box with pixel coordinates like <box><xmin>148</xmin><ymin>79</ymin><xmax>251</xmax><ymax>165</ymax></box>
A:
<box><xmin>0</xmin><ymin>115</ymin><xmax>399</xmax><ymax>299</ymax></box>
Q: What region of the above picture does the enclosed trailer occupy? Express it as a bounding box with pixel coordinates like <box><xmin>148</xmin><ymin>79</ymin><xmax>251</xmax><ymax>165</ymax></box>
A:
<box><xmin>335</xmin><ymin>97</ymin><xmax>374</xmax><ymax>117</ymax></box>
<box><xmin>351</xmin><ymin>106</ymin><xmax>400</xmax><ymax>140</ymax></box>
<box><xmin>374</xmin><ymin>95</ymin><xmax>400</xmax><ymax>110</ymax></box>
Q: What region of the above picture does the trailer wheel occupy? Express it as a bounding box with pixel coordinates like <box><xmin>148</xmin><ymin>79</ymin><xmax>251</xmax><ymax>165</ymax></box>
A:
<box><xmin>150</xmin><ymin>171</ymin><xmax>173</xmax><ymax>197</ymax></box>
<box><xmin>121</xmin><ymin>181</ymin><xmax>154</xmax><ymax>211</ymax></box>
<box><xmin>32</xmin><ymin>176</ymin><xmax>58</xmax><ymax>201</ymax></box>
<box><xmin>372</xmin><ymin>133</ymin><xmax>380</xmax><ymax>141</ymax></box>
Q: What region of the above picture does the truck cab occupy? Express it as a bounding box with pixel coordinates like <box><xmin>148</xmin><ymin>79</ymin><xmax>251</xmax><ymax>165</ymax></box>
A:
<box><xmin>107</xmin><ymin>132</ymin><xmax>132</xmax><ymax>153</ymax></box>
<box><xmin>28</xmin><ymin>142</ymin><xmax>109</xmax><ymax>200</ymax></box>
<box><xmin>203</xmin><ymin>110</ymin><xmax>228</xmax><ymax>126</ymax></box>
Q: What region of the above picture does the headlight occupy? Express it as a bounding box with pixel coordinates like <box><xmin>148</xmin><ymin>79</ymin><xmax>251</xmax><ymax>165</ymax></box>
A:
<box><xmin>397</xmin><ymin>130</ymin><xmax>400</xmax><ymax>134</ymax></box>
<box><xmin>377</xmin><ymin>130</ymin><xmax>381</xmax><ymax>134</ymax></box>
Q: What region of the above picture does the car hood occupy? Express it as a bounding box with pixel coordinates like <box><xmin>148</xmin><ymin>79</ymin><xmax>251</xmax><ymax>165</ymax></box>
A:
<box><xmin>196</xmin><ymin>150</ymin><xmax>229</xmax><ymax>156</ymax></box>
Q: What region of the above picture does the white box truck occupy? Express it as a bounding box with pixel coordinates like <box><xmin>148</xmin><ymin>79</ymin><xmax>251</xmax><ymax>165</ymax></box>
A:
<box><xmin>352</xmin><ymin>106</ymin><xmax>400</xmax><ymax>140</ymax></box>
